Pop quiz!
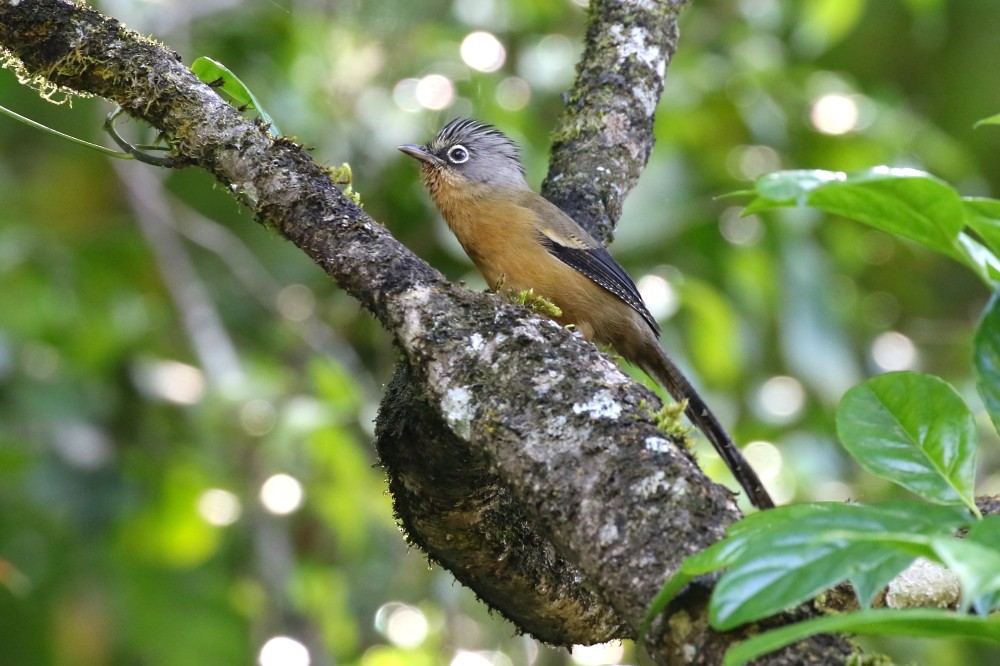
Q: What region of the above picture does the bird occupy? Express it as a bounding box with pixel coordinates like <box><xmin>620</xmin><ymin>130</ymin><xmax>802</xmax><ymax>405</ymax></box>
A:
<box><xmin>399</xmin><ymin>118</ymin><xmax>774</xmax><ymax>510</ymax></box>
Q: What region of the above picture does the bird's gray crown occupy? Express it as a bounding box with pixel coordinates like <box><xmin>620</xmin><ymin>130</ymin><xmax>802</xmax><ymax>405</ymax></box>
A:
<box><xmin>427</xmin><ymin>118</ymin><xmax>526</xmax><ymax>182</ymax></box>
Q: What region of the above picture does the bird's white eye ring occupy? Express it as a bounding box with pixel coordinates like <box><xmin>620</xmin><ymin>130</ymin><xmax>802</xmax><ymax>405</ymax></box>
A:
<box><xmin>447</xmin><ymin>144</ymin><xmax>470</xmax><ymax>164</ymax></box>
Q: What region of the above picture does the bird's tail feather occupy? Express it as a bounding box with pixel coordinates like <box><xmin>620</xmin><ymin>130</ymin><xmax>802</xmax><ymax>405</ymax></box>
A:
<box><xmin>635</xmin><ymin>343</ymin><xmax>775</xmax><ymax>510</ymax></box>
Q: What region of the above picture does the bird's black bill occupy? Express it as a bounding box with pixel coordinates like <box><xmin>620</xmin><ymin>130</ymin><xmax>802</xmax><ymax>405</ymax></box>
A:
<box><xmin>398</xmin><ymin>144</ymin><xmax>444</xmax><ymax>166</ymax></box>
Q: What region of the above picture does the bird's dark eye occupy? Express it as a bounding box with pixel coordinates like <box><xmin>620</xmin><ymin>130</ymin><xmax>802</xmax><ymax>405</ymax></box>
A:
<box><xmin>447</xmin><ymin>145</ymin><xmax>470</xmax><ymax>164</ymax></box>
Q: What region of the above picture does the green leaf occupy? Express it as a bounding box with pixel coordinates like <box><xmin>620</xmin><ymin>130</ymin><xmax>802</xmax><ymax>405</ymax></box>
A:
<box><xmin>955</xmin><ymin>232</ymin><xmax>1000</xmax><ymax>282</ymax></box>
<box><xmin>191</xmin><ymin>56</ymin><xmax>281</xmax><ymax>136</ymax></box>
<box><xmin>836</xmin><ymin>371</ymin><xmax>978</xmax><ymax>511</ymax></box>
<box><xmin>638</xmin><ymin>505</ymin><xmax>841</xmax><ymax>639</ymax></box>
<box><xmin>711</xmin><ymin>532</ymin><xmax>872</xmax><ymax>630</ymax></box>
<box><xmin>807</xmin><ymin>169</ymin><xmax>963</xmax><ymax>254</ymax></box>
<box><xmin>930</xmin><ymin>535</ymin><xmax>1000</xmax><ymax>613</ymax></box>
<box><xmin>642</xmin><ymin>502</ymin><xmax>978</xmax><ymax>636</ymax></box>
<box><xmin>966</xmin><ymin>517</ymin><xmax>1000</xmax><ymax>614</ymax></box>
<box><xmin>963</xmin><ymin>197</ymin><xmax>1000</xmax><ymax>259</ymax></box>
<box><xmin>965</xmin><ymin>516</ymin><xmax>1000</xmax><ymax>559</ymax></box>
<box><xmin>637</xmin><ymin>512</ymin><xmax>791</xmax><ymax>642</ymax></box>
<box><xmin>974</xmin><ymin>112</ymin><xmax>1000</xmax><ymax>128</ymax></box>
<box><xmin>742</xmin><ymin>168</ymin><xmax>996</xmax><ymax>283</ymax></box>
<box><xmin>743</xmin><ymin>169</ymin><xmax>846</xmax><ymax>211</ymax></box>
<box><xmin>724</xmin><ymin>609</ymin><xmax>1000</xmax><ymax>666</ymax></box>
<box><xmin>975</xmin><ymin>290</ymin><xmax>1000</xmax><ymax>440</ymax></box>
<box><xmin>848</xmin><ymin>551</ymin><xmax>918</xmax><ymax>608</ymax></box>
<box><xmin>707</xmin><ymin>502</ymin><xmax>969</xmax><ymax>629</ymax></box>
<box><xmin>929</xmin><ymin>516</ymin><xmax>1000</xmax><ymax>615</ymax></box>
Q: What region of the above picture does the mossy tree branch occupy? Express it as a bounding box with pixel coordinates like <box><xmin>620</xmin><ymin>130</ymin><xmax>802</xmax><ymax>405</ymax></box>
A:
<box><xmin>542</xmin><ymin>0</ymin><xmax>689</xmax><ymax>244</ymax></box>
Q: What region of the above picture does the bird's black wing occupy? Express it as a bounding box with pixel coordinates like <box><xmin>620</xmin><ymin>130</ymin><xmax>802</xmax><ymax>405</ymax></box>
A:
<box><xmin>538</xmin><ymin>233</ymin><xmax>660</xmax><ymax>337</ymax></box>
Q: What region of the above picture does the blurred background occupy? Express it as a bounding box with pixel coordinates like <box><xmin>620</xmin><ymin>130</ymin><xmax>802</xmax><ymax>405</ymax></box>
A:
<box><xmin>2</xmin><ymin>0</ymin><xmax>1000</xmax><ymax>664</ymax></box>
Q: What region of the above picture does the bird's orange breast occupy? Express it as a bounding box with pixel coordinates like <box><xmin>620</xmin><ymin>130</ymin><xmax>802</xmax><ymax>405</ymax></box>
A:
<box><xmin>425</xmin><ymin>177</ymin><xmax>636</xmax><ymax>343</ymax></box>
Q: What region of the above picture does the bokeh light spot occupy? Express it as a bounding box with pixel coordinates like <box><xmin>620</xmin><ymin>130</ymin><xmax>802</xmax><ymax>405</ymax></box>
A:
<box><xmin>757</xmin><ymin>375</ymin><xmax>806</xmax><ymax>423</ymax></box>
<box><xmin>812</xmin><ymin>480</ymin><xmax>852</xmax><ymax>502</ymax></box>
<box><xmin>392</xmin><ymin>78</ymin><xmax>421</xmax><ymax>112</ymax></box>
<box><xmin>415</xmin><ymin>74</ymin><xmax>455</xmax><ymax>110</ymax></box>
<box><xmin>448</xmin><ymin>650</ymin><xmax>511</xmax><ymax>666</ymax></box>
<box><xmin>260</xmin><ymin>473</ymin><xmax>304</xmax><ymax>515</ymax></box>
<box><xmin>810</xmin><ymin>93</ymin><xmax>859</xmax><ymax>135</ymax></box>
<box><xmin>259</xmin><ymin>636</ymin><xmax>310</xmax><ymax>666</ymax></box>
<box><xmin>240</xmin><ymin>399</ymin><xmax>277</xmax><ymax>437</ymax></box>
<box><xmin>861</xmin><ymin>291</ymin><xmax>901</xmax><ymax>328</ymax></box>
<box><xmin>636</xmin><ymin>274</ymin><xmax>679</xmax><ymax>321</ymax></box>
<box><xmin>452</xmin><ymin>0</ymin><xmax>501</xmax><ymax>27</ymax></box>
<box><xmin>197</xmin><ymin>488</ymin><xmax>241</xmax><ymax>526</ymax></box>
<box><xmin>719</xmin><ymin>207</ymin><xmax>763</xmax><ymax>246</ymax></box>
<box><xmin>571</xmin><ymin>641</ymin><xmax>625</xmax><ymax>665</ymax></box>
<box><xmin>743</xmin><ymin>440</ymin><xmax>783</xmax><ymax>484</ymax></box>
<box><xmin>495</xmin><ymin>76</ymin><xmax>531</xmax><ymax>110</ymax></box>
<box><xmin>374</xmin><ymin>602</ymin><xmax>429</xmax><ymax>648</ymax></box>
<box><xmin>21</xmin><ymin>342</ymin><xmax>60</xmax><ymax>380</ymax></box>
<box><xmin>134</xmin><ymin>359</ymin><xmax>205</xmax><ymax>405</ymax></box>
<box><xmin>277</xmin><ymin>284</ymin><xmax>316</xmax><ymax>322</ymax></box>
<box><xmin>727</xmin><ymin>144</ymin><xmax>782</xmax><ymax>180</ymax></box>
<box><xmin>517</xmin><ymin>34</ymin><xmax>575</xmax><ymax>90</ymax></box>
<box><xmin>871</xmin><ymin>331</ymin><xmax>918</xmax><ymax>371</ymax></box>
<box><xmin>461</xmin><ymin>31</ymin><xmax>506</xmax><ymax>72</ymax></box>
<box><xmin>53</xmin><ymin>422</ymin><xmax>112</xmax><ymax>470</ymax></box>
<box><xmin>859</xmin><ymin>230</ymin><xmax>895</xmax><ymax>265</ymax></box>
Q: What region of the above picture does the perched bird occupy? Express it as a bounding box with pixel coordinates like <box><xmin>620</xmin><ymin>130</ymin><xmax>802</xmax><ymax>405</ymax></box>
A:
<box><xmin>399</xmin><ymin>118</ymin><xmax>774</xmax><ymax>510</ymax></box>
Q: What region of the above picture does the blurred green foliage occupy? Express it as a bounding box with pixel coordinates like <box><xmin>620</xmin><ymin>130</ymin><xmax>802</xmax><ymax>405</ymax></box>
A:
<box><xmin>2</xmin><ymin>0</ymin><xmax>1000</xmax><ymax>664</ymax></box>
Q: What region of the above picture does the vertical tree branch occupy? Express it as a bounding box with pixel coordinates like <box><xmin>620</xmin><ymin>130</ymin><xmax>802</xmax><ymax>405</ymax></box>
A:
<box><xmin>543</xmin><ymin>0</ymin><xmax>689</xmax><ymax>243</ymax></box>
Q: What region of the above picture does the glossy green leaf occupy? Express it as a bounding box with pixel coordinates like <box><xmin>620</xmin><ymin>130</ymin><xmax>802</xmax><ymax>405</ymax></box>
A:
<box><xmin>966</xmin><ymin>517</ymin><xmax>1000</xmax><ymax>614</ymax></box>
<box><xmin>965</xmin><ymin>517</ymin><xmax>1000</xmax><ymax>560</ymax></box>
<box><xmin>955</xmin><ymin>232</ymin><xmax>1000</xmax><ymax>282</ymax></box>
<box><xmin>191</xmin><ymin>56</ymin><xmax>281</xmax><ymax>136</ymax></box>
<box><xmin>645</xmin><ymin>502</ymin><xmax>970</xmax><ymax>629</ymax></box>
<box><xmin>707</xmin><ymin>502</ymin><xmax>970</xmax><ymax>630</ymax></box>
<box><xmin>848</xmin><ymin>551</ymin><xmax>918</xmax><ymax>608</ymax></box>
<box><xmin>963</xmin><ymin>197</ymin><xmax>1000</xmax><ymax>258</ymax></box>
<box><xmin>724</xmin><ymin>609</ymin><xmax>1000</xmax><ymax>666</ymax></box>
<box><xmin>929</xmin><ymin>516</ymin><xmax>1000</xmax><ymax>615</ymax></box>
<box><xmin>743</xmin><ymin>169</ymin><xmax>846</xmax><ymax>210</ymax></box>
<box><xmin>711</xmin><ymin>533</ymin><xmax>886</xmax><ymax>630</ymax></box>
<box><xmin>975</xmin><ymin>289</ymin><xmax>1000</xmax><ymax>436</ymax></box>
<box><xmin>636</xmin><ymin>506</ymin><xmax>812</xmax><ymax>642</ymax></box>
<box><xmin>930</xmin><ymin>535</ymin><xmax>1000</xmax><ymax>613</ymax></box>
<box><xmin>742</xmin><ymin>169</ymin><xmax>996</xmax><ymax>283</ymax></box>
<box><xmin>836</xmin><ymin>371</ymin><xmax>978</xmax><ymax>511</ymax></box>
<box><xmin>807</xmin><ymin>170</ymin><xmax>962</xmax><ymax>252</ymax></box>
<box><xmin>639</xmin><ymin>504</ymin><xmax>858</xmax><ymax>638</ymax></box>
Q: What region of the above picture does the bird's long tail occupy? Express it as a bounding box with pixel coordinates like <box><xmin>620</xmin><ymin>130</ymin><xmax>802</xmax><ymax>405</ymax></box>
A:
<box><xmin>634</xmin><ymin>343</ymin><xmax>775</xmax><ymax>510</ymax></box>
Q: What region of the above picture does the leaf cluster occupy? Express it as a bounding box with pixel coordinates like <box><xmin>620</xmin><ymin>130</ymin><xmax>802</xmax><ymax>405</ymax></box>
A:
<box><xmin>647</xmin><ymin>125</ymin><xmax>1000</xmax><ymax>664</ymax></box>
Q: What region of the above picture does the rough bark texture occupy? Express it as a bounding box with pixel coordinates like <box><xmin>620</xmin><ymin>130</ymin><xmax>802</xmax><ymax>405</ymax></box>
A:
<box><xmin>377</xmin><ymin>363</ymin><xmax>628</xmax><ymax>645</ymax></box>
<box><xmin>0</xmin><ymin>1</ymin><xmax>855</xmax><ymax>663</ymax></box>
<box><xmin>542</xmin><ymin>0</ymin><xmax>689</xmax><ymax>243</ymax></box>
